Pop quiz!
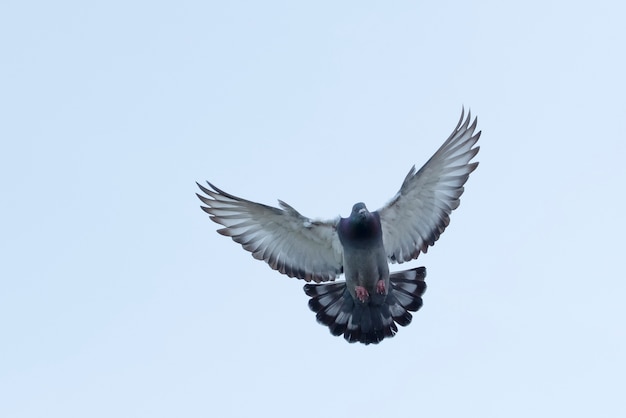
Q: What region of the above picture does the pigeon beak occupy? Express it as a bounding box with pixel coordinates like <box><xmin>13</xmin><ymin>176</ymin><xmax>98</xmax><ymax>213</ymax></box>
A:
<box><xmin>358</xmin><ymin>208</ymin><xmax>367</xmax><ymax>215</ymax></box>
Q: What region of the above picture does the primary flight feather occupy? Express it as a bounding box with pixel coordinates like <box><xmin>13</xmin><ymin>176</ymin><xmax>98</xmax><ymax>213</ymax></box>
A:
<box><xmin>196</xmin><ymin>109</ymin><xmax>480</xmax><ymax>344</ymax></box>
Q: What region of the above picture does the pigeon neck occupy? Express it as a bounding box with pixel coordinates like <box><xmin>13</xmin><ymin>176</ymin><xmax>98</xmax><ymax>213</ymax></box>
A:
<box><xmin>339</xmin><ymin>213</ymin><xmax>382</xmax><ymax>245</ymax></box>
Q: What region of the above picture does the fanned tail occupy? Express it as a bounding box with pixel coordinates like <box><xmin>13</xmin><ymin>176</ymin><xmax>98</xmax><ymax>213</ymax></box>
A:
<box><xmin>303</xmin><ymin>267</ymin><xmax>427</xmax><ymax>345</ymax></box>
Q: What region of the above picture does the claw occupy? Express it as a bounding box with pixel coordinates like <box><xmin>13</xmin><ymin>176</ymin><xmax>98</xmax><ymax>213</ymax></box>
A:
<box><xmin>355</xmin><ymin>286</ymin><xmax>369</xmax><ymax>302</ymax></box>
<box><xmin>376</xmin><ymin>280</ymin><xmax>386</xmax><ymax>294</ymax></box>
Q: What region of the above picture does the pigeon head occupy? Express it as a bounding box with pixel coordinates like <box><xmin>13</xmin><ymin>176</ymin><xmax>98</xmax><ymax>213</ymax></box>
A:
<box><xmin>351</xmin><ymin>202</ymin><xmax>369</xmax><ymax>221</ymax></box>
<box><xmin>338</xmin><ymin>202</ymin><xmax>382</xmax><ymax>246</ymax></box>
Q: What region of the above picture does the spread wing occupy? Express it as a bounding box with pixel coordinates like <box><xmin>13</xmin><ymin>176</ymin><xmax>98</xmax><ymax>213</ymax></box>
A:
<box><xmin>378</xmin><ymin>109</ymin><xmax>480</xmax><ymax>263</ymax></box>
<box><xmin>196</xmin><ymin>182</ymin><xmax>344</xmax><ymax>282</ymax></box>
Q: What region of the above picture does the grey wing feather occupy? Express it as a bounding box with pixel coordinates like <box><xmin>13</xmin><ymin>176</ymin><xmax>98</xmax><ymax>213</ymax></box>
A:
<box><xmin>378</xmin><ymin>108</ymin><xmax>480</xmax><ymax>263</ymax></box>
<box><xmin>196</xmin><ymin>182</ymin><xmax>344</xmax><ymax>282</ymax></box>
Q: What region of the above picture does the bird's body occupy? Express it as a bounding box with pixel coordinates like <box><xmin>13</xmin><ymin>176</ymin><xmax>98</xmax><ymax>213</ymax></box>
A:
<box><xmin>196</xmin><ymin>109</ymin><xmax>480</xmax><ymax>344</ymax></box>
<box><xmin>338</xmin><ymin>204</ymin><xmax>389</xmax><ymax>303</ymax></box>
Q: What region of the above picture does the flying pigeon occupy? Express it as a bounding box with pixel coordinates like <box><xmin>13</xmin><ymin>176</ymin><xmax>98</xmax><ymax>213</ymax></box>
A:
<box><xmin>196</xmin><ymin>109</ymin><xmax>480</xmax><ymax>344</ymax></box>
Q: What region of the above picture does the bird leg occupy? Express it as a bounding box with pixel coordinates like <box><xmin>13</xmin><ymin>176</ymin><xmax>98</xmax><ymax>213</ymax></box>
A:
<box><xmin>355</xmin><ymin>286</ymin><xmax>369</xmax><ymax>302</ymax></box>
<box><xmin>376</xmin><ymin>279</ymin><xmax>386</xmax><ymax>294</ymax></box>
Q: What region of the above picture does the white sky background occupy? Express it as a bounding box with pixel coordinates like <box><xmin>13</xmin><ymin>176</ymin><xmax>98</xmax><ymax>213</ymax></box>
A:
<box><xmin>1</xmin><ymin>1</ymin><xmax>625</xmax><ymax>417</ymax></box>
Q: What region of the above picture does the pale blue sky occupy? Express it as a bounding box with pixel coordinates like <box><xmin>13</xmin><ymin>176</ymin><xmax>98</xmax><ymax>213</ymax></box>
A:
<box><xmin>2</xmin><ymin>1</ymin><xmax>625</xmax><ymax>417</ymax></box>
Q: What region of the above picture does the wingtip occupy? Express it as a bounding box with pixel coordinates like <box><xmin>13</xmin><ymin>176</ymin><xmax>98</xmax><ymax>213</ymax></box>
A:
<box><xmin>205</xmin><ymin>181</ymin><xmax>219</xmax><ymax>191</ymax></box>
<box><xmin>460</xmin><ymin>105</ymin><xmax>479</xmax><ymax>121</ymax></box>
<box><xmin>196</xmin><ymin>181</ymin><xmax>214</xmax><ymax>196</ymax></box>
<box><xmin>455</xmin><ymin>107</ymin><xmax>466</xmax><ymax>131</ymax></box>
<box><xmin>196</xmin><ymin>180</ymin><xmax>228</xmax><ymax>195</ymax></box>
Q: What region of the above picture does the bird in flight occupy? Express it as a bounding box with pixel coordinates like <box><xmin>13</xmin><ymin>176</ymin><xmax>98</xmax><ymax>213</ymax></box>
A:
<box><xmin>196</xmin><ymin>109</ymin><xmax>480</xmax><ymax>345</ymax></box>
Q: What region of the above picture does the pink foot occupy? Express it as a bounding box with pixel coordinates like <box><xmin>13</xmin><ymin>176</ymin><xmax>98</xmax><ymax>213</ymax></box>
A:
<box><xmin>376</xmin><ymin>280</ymin><xmax>386</xmax><ymax>294</ymax></box>
<box><xmin>355</xmin><ymin>286</ymin><xmax>369</xmax><ymax>302</ymax></box>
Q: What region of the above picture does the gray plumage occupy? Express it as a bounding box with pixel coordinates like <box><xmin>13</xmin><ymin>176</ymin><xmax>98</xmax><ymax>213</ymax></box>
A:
<box><xmin>196</xmin><ymin>109</ymin><xmax>480</xmax><ymax>344</ymax></box>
